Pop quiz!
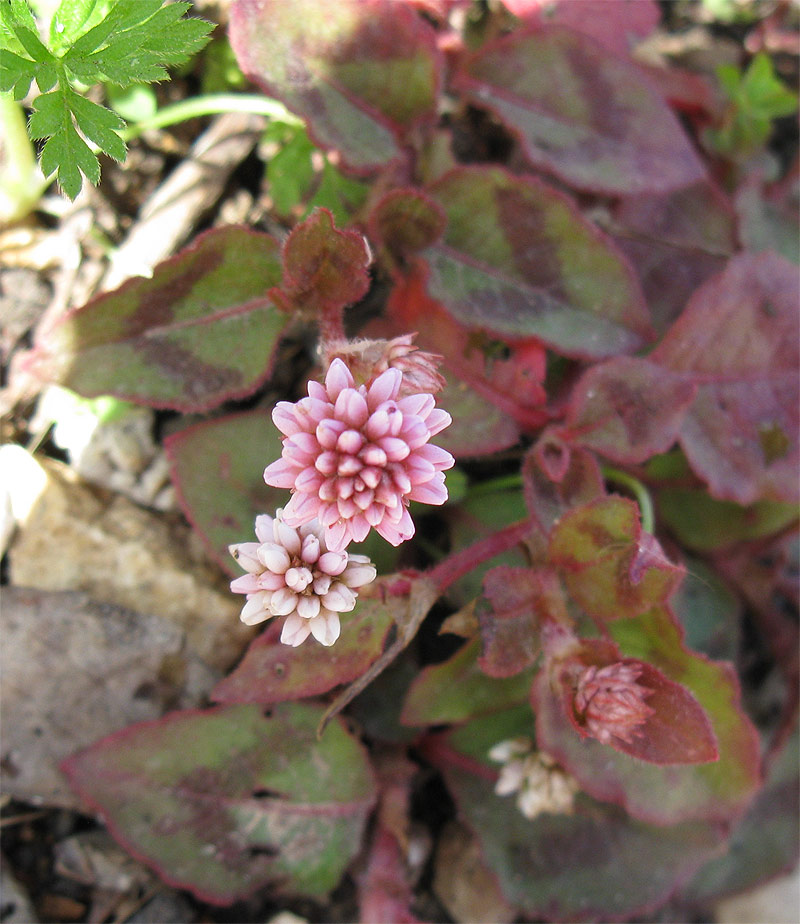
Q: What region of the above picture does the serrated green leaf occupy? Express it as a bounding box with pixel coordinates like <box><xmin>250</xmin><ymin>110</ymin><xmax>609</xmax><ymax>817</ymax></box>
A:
<box><xmin>0</xmin><ymin>49</ymin><xmax>37</xmax><ymax>97</ymax></box>
<box><xmin>10</xmin><ymin>20</ymin><xmax>53</xmax><ymax>64</ymax></box>
<box><xmin>32</xmin><ymin>88</ymin><xmax>100</xmax><ymax>198</ymax></box>
<box><xmin>49</xmin><ymin>0</ymin><xmax>100</xmax><ymax>49</ymax></box>
<box><xmin>69</xmin><ymin>90</ymin><xmax>125</xmax><ymax>161</ymax></box>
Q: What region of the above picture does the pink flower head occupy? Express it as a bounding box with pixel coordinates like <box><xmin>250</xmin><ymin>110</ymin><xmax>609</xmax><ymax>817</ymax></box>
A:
<box><xmin>229</xmin><ymin>510</ymin><xmax>377</xmax><ymax>647</ymax></box>
<box><xmin>574</xmin><ymin>661</ymin><xmax>655</xmax><ymax>745</ymax></box>
<box><xmin>264</xmin><ymin>357</ymin><xmax>454</xmax><ymax>551</ymax></box>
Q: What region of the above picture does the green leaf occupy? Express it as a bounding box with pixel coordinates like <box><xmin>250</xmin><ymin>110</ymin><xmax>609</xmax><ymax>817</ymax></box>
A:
<box><xmin>230</xmin><ymin>0</ymin><xmax>441</xmax><ymax>173</ymax></box>
<box><xmin>266</xmin><ymin>125</ymin><xmax>316</xmax><ymax>216</ymax></box>
<box><xmin>658</xmin><ymin>487</ymin><xmax>798</xmax><ymax>552</ymax></box>
<box><xmin>453</xmin><ymin>25</ymin><xmax>706</xmax><ymax>195</ymax></box>
<box><xmin>212</xmin><ymin>595</ymin><xmax>399</xmax><ymax>706</ymax></box>
<box><xmin>31</xmin><ymin>87</ymin><xmax>101</xmax><ymax>198</ymax></box>
<box><xmin>0</xmin><ymin>49</ymin><xmax>37</xmax><ymax>97</ymax></box>
<box><xmin>427</xmin><ymin>710</ymin><xmax>727</xmax><ymax>921</ymax></box>
<box><xmin>49</xmin><ymin>0</ymin><xmax>101</xmax><ymax>49</ymax></box>
<box><xmin>534</xmin><ymin>605</ymin><xmax>762</xmax><ymax>826</ymax></box>
<box><xmin>400</xmin><ymin>637</ymin><xmax>533</xmax><ymax>726</ymax></box>
<box><xmin>548</xmin><ymin>495</ymin><xmax>684</xmax><ymax>622</ymax></box>
<box><xmin>61</xmin><ymin>703</ymin><xmax>377</xmax><ymax>903</ymax></box>
<box><xmin>423</xmin><ymin>166</ymin><xmax>653</xmax><ymax>359</ymax></box>
<box><xmin>22</xmin><ymin>226</ymin><xmax>287</xmax><ymax>409</ymax></box>
<box><xmin>69</xmin><ymin>89</ymin><xmax>125</xmax><ymax>160</ymax></box>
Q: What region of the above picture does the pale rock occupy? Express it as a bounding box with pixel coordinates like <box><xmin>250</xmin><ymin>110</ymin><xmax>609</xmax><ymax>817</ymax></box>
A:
<box><xmin>8</xmin><ymin>454</ymin><xmax>252</xmax><ymax>670</ymax></box>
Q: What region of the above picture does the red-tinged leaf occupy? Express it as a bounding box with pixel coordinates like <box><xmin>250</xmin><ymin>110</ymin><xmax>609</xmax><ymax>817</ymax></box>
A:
<box><xmin>384</xmin><ymin>264</ymin><xmax>549</xmax><ymax>436</ymax></box>
<box><xmin>534</xmin><ymin>606</ymin><xmax>761</xmax><ymax>826</ymax></box>
<box><xmin>735</xmin><ymin>167</ymin><xmax>800</xmax><ymax>265</ymax></box>
<box><xmin>521</xmin><ymin>436</ymin><xmax>606</xmax><ymax>535</ymax></box>
<box><xmin>610</xmin><ymin>180</ymin><xmax>737</xmax><ymax>331</ymax></box>
<box><xmin>211</xmin><ymin>595</ymin><xmax>398</xmax><ymax>705</ymax></box>
<box><xmin>424</xmin><ymin>709</ymin><xmax>728</xmax><ymax>923</ymax></box>
<box><xmin>681</xmin><ymin>729</ymin><xmax>799</xmax><ymax>906</ymax></box>
<box><xmin>422</xmin><ymin>166</ymin><xmax>653</xmax><ymax>358</ymax></box>
<box><xmin>502</xmin><ymin>0</ymin><xmax>660</xmax><ymax>56</ymax></box>
<box><xmin>543</xmin><ymin>642</ymin><xmax>718</xmax><ymax>765</ymax></box>
<box><xmin>165</xmin><ymin>410</ymin><xmax>286</xmax><ymax>576</ymax></box>
<box><xmin>61</xmin><ymin>703</ymin><xmax>376</xmax><ymax>904</ymax></box>
<box><xmin>434</xmin><ymin>375</ymin><xmax>521</xmax><ymax>457</ymax></box>
<box><xmin>368</xmin><ymin>187</ymin><xmax>446</xmax><ymax>266</ymax></box>
<box><xmin>277</xmin><ymin>208</ymin><xmax>371</xmax><ymax>315</ymax></box>
<box><xmin>358</xmin><ymin>826</ymin><xmax>421</xmax><ymax>924</ymax></box>
<box><xmin>562</xmin><ymin>357</ymin><xmax>697</xmax><ymax>463</ymax></box>
<box><xmin>400</xmin><ymin>637</ymin><xmax>533</xmax><ymax>727</ymax></box>
<box><xmin>475</xmin><ymin>566</ymin><xmax>558</xmax><ymax>678</ymax></box>
<box><xmin>672</xmin><ymin>559</ymin><xmax>742</xmax><ymax>664</ymax></box>
<box><xmin>452</xmin><ymin>27</ymin><xmax>706</xmax><ymax>196</ymax></box>
<box><xmin>657</xmin><ymin>487</ymin><xmax>798</xmax><ymax>552</ymax></box>
<box><xmin>229</xmin><ymin>0</ymin><xmax>441</xmax><ymax>174</ymax></box>
<box><xmin>22</xmin><ymin>227</ymin><xmax>286</xmax><ymax>412</ymax></box>
<box><xmin>651</xmin><ymin>252</ymin><xmax>800</xmax><ymax>505</ymax></box>
<box><xmin>548</xmin><ymin>495</ymin><xmax>684</xmax><ymax>622</ymax></box>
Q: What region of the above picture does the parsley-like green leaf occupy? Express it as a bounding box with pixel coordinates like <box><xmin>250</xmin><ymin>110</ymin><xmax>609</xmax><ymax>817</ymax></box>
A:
<box><xmin>1</xmin><ymin>0</ymin><xmax>213</xmax><ymax>199</ymax></box>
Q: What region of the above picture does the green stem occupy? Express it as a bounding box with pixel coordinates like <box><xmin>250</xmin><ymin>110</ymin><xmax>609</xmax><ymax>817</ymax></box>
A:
<box><xmin>601</xmin><ymin>465</ymin><xmax>655</xmax><ymax>534</ymax></box>
<box><xmin>0</xmin><ymin>92</ymin><xmax>45</xmax><ymax>221</ymax></box>
<box><xmin>119</xmin><ymin>93</ymin><xmax>301</xmax><ymax>142</ymax></box>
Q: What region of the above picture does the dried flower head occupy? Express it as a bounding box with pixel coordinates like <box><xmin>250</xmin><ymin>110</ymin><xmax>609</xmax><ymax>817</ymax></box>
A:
<box><xmin>229</xmin><ymin>510</ymin><xmax>376</xmax><ymax>647</ymax></box>
<box><xmin>489</xmin><ymin>737</ymin><xmax>579</xmax><ymax>821</ymax></box>
<box><xmin>574</xmin><ymin>661</ymin><xmax>655</xmax><ymax>745</ymax></box>
<box><xmin>264</xmin><ymin>357</ymin><xmax>454</xmax><ymax>551</ymax></box>
<box><xmin>325</xmin><ymin>333</ymin><xmax>446</xmax><ymax>396</ymax></box>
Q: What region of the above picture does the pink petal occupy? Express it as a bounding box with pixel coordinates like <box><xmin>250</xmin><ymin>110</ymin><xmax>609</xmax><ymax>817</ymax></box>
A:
<box><xmin>398</xmin><ymin>393</ymin><xmax>433</xmax><ymax>417</ymax></box>
<box><xmin>319</xmin><ymin>550</ymin><xmax>348</xmax><ymax>575</ymax></box>
<box><xmin>337</xmin><ymin>496</ymin><xmax>358</xmax><ymax>518</ymax></box>
<box><xmin>272</xmin><ymin>402</ymin><xmax>303</xmax><ymax>436</ymax></box>
<box><xmin>230</xmin><ymin>573</ymin><xmax>261</xmax><ymax>594</ymax></box>
<box><xmin>366</xmin><ymin>407</ymin><xmax>392</xmax><ymax>441</ymax></box>
<box><xmin>264</xmin><ymin>457</ymin><xmax>299</xmax><ymax>489</ymax></box>
<box><xmin>301</xmin><ymin>533</ymin><xmax>320</xmax><ymax>563</ymax></box>
<box><xmin>273</xmin><ymin>517</ymin><xmax>302</xmax><ymax>555</ymax></box>
<box><xmin>414</xmin><ymin>443</ymin><xmax>455</xmax><ymax>469</ymax></box>
<box><xmin>319</xmin><ymin>477</ymin><xmax>338</xmax><ymax>501</ymax></box>
<box><xmin>313</xmin><ymin>451</ymin><xmax>338</xmax><ymax>476</ymax></box>
<box><xmin>294</xmin><ymin>468</ymin><xmax>324</xmax><ymax>494</ymax></box>
<box><xmin>297</xmin><ymin>594</ymin><xmax>321</xmax><ymax>620</ymax></box>
<box><xmin>425</xmin><ymin>408</ymin><xmax>452</xmax><ymax>436</ymax></box>
<box><xmin>409</xmin><ymin>474</ymin><xmax>448</xmax><ymax>505</ymax></box>
<box><xmin>309</xmin><ymin>610</ymin><xmax>340</xmax><ymax>646</ymax></box>
<box><xmin>376</xmin><ymin>510</ymin><xmax>415</xmax><ymax>546</ymax></box>
<box><xmin>307</xmin><ymin>381</ymin><xmax>328</xmax><ymax>403</ymax></box>
<box><xmin>281</xmin><ymin>613</ymin><xmax>311</xmax><ymax>646</ymax></box>
<box><xmin>320</xmin><ymin>504</ymin><xmax>341</xmax><ymax>527</ymax></box>
<box><xmin>325</xmin><ymin>519</ymin><xmax>349</xmax><ymax>551</ymax></box>
<box><xmin>341</xmin><ymin>559</ymin><xmax>377</xmax><ymax>588</ymax></box>
<box><xmin>254</xmin><ymin>515</ymin><xmax>274</xmax><ymax>543</ymax></box>
<box><xmin>361</xmin><ymin>445</ymin><xmax>388</xmax><ymax>467</ymax></box>
<box><xmin>241</xmin><ymin>592</ymin><xmax>272</xmax><ymax>625</ymax></box>
<box><xmin>335</xmin><ymin>388</ymin><xmax>369</xmax><ymax>428</ymax></box>
<box><xmin>258</xmin><ymin>572</ymin><xmax>286</xmax><ymax>591</ymax></box>
<box><xmin>286</xmin><ymin>432</ymin><xmax>319</xmax><ymax>459</ymax></box>
<box><xmin>351</xmin><ymin>514</ymin><xmax>371</xmax><ymax>542</ymax></box>
<box><xmin>401</xmin><ymin>419</ymin><xmax>430</xmax><ymax>450</ymax></box>
<box><xmin>322</xmin><ymin>584</ymin><xmax>356</xmax><ymax>613</ymax></box>
<box><xmin>378</xmin><ymin>436</ymin><xmax>410</xmax><ymax>461</ymax></box>
<box><xmin>316</xmin><ymin>418</ymin><xmax>347</xmax><ymax>450</ymax></box>
<box><xmin>284</xmin><ymin>491</ymin><xmax>320</xmax><ymax>525</ymax></box>
<box><xmin>406</xmin><ymin>455</ymin><xmax>435</xmax><ymax>485</ymax></box>
<box><xmin>337</xmin><ymin>429</ymin><xmax>365</xmax><ymax>454</ymax></box>
<box><xmin>360</xmin><ymin>466</ymin><xmax>381</xmax><ymax>489</ymax></box>
<box><xmin>367</xmin><ymin>368</ymin><xmax>402</xmax><ymax>408</ymax></box>
<box><xmin>229</xmin><ymin>542</ymin><xmax>262</xmax><ymax>572</ymax></box>
<box><xmin>325</xmin><ymin>358</ymin><xmax>355</xmax><ymax>400</ymax></box>
<box><xmin>365</xmin><ymin>503</ymin><xmax>384</xmax><ymax>526</ymax></box>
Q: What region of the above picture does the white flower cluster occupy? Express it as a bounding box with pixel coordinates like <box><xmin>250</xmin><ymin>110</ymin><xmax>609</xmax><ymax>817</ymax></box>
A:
<box><xmin>229</xmin><ymin>509</ymin><xmax>376</xmax><ymax>647</ymax></box>
<box><xmin>488</xmin><ymin>737</ymin><xmax>579</xmax><ymax>821</ymax></box>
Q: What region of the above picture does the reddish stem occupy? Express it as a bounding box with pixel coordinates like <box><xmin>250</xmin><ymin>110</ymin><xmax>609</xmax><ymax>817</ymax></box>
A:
<box><xmin>426</xmin><ymin>518</ymin><xmax>533</xmax><ymax>594</ymax></box>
